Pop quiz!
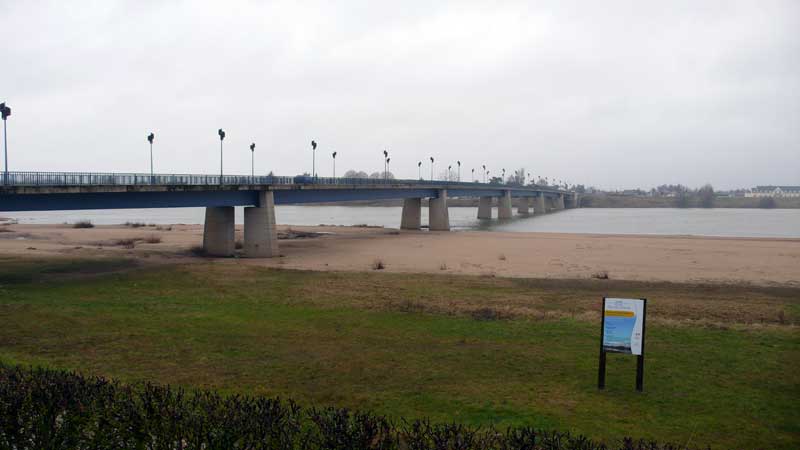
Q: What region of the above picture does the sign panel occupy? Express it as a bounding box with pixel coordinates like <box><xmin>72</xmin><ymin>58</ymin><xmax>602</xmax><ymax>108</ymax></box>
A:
<box><xmin>602</xmin><ymin>298</ymin><xmax>645</xmax><ymax>355</ymax></box>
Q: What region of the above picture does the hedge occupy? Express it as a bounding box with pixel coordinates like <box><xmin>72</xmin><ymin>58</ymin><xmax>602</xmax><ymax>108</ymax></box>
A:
<box><xmin>0</xmin><ymin>365</ymin><xmax>699</xmax><ymax>450</ymax></box>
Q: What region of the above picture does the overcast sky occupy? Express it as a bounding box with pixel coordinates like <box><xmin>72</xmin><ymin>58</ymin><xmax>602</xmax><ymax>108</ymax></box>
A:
<box><xmin>1</xmin><ymin>1</ymin><xmax>798</xmax><ymax>190</ymax></box>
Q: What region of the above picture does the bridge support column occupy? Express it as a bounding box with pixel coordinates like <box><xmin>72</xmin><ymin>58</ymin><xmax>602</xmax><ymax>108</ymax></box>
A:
<box><xmin>401</xmin><ymin>198</ymin><xmax>422</xmax><ymax>230</ymax></box>
<box><xmin>203</xmin><ymin>206</ymin><xmax>235</xmax><ymax>257</ymax></box>
<box><xmin>517</xmin><ymin>197</ymin><xmax>530</xmax><ymax>215</ymax></box>
<box><xmin>477</xmin><ymin>196</ymin><xmax>492</xmax><ymax>219</ymax></box>
<box><xmin>498</xmin><ymin>191</ymin><xmax>513</xmax><ymax>219</ymax></box>
<box><xmin>557</xmin><ymin>194</ymin><xmax>565</xmax><ymax>210</ymax></box>
<box><xmin>244</xmin><ymin>191</ymin><xmax>279</xmax><ymax>257</ymax></box>
<box><xmin>429</xmin><ymin>190</ymin><xmax>450</xmax><ymax>231</ymax></box>
<box><xmin>535</xmin><ymin>194</ymin><xmax>546</xmax><ymax>214</ymax></box>
<box><xmin>571</xmin><ymin>193</ymin><xmax>580</xmax><ymax>208</ymax></box>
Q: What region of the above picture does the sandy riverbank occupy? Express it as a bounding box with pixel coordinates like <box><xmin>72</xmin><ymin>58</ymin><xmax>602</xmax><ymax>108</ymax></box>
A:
<box><xmin>1</xmin><ymin>222</ymin><xmax>798</xmax><ymax>286</ymax></box>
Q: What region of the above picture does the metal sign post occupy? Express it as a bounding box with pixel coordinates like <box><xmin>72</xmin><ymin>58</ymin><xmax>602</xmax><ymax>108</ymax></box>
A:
<box><xmin>598</xmin><ymin>297</ymin><xmax>647</xmax><ymax>392</ymax></box>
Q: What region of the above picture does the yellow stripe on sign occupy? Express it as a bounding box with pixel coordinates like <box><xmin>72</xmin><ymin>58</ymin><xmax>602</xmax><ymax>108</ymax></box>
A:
<box><xmin>606</xmin><ymin>310</ymin><xmax>634</xmax><ymax>317</ymax></box>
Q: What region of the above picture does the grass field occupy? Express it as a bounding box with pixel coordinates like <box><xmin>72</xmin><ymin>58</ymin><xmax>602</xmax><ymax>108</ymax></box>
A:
<box><xmin>0</xmin><ymin>257</ymin><xmax>798</xmax><ymax>448</ymax></box>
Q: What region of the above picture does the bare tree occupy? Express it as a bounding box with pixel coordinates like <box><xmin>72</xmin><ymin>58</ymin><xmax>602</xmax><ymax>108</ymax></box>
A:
<box><xmin>343</xmin><ymin>170</ymin><xmax>369</xmax><ymax>178</ymax></box>
<box><xmin>698</xmin><ymin>184</ymin><xmax>715</xmax><ymax>208</ymax></box>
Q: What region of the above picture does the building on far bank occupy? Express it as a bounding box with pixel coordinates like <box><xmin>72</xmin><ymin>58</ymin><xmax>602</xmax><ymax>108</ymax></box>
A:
<box><xmin>746</xmin><ymin>186</ymin><xmax>800</xmax><ymax>198</ymax></box>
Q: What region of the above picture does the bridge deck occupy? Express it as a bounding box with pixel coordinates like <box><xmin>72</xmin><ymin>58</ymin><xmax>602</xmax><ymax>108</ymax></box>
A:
<box><xmin>0</xmin><ymin>171</ymin><xmax>572</xmax><ymax>212</ymax></box>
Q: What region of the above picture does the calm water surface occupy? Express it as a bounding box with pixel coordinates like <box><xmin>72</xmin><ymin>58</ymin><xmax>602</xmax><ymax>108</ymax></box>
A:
<box><xmin>4</xmin><ymin>207</ymin><xmax>800</xmax><ymax>238</ymax></box>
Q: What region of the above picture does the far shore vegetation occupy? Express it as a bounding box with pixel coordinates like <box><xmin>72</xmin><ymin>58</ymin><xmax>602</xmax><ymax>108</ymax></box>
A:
<box><xmin>0</xmin><ymin>257</ymin><xmax>797</xmax><ymax>448</ymax></box>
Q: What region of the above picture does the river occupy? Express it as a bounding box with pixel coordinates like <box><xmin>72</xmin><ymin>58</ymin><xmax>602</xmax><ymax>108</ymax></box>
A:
<box><xmin>3</xmin><ymin>207</ymin><xmax>799</xmax><ymax>238</ymax></box>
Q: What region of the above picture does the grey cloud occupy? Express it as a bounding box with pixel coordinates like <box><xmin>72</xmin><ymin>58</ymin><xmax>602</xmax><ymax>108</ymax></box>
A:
<box><xmin>1</xmin><ymin>0</ymin><xmax>797</xmax><ymax>189</ymax></box>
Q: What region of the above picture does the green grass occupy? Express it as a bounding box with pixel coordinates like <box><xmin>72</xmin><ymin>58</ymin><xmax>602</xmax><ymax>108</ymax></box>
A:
<box><xmin>0</xmin><ymin>258</ymin><xmax>798</xmax><ymax>448</ymax></box>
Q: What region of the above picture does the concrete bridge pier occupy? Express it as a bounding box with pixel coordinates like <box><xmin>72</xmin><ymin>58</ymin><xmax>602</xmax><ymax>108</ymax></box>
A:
<box><xmin>517</xmin><ymin>197</ymin><xmax>530</xmax><ymax>215</ymax></box>
<box><xmin>545</xmin><ymin>196</ymin><xmax>555</xmax><ymax>212</ymax></box>
<box><xmin>557</xmin><ymin>194</ymin><xmax>566</xmax><ymax>210</ymax></box>
<box><xmin>569</xmin><ymin>193</ymin><xmax>580</xmax><ymax>208</ymax></box>
<box><xmin>244</xmin><ymin>191</ymin><xmax>279</xmax><ymax>257</ymax></box>
<box><xmin>535</xmin><ymin>194</ymin><xmax>546</xmax><ymax>214</ymax></box>
<box><xmin>477</xmin><ymin>196</ymin><xmax>493</xmax><ymax>219</ymax></box>
<box><xmin>401</xmin><ymin>198</ymin><xmax>422</xmax><ymax>230</ymax></box>
<box><xmin>429</xmin><ymin>190</ymin><xmax>450</xmax><ymax>231</ymax></box>
<box><xmin>498</xmin><ymin>191</ymin><xmax>513</xmax><ymax>219</ymax></box>
<box><xmin>203</xmin><ymin>206</ymin><xmax>235</xmax><ymax>256</ymax></box>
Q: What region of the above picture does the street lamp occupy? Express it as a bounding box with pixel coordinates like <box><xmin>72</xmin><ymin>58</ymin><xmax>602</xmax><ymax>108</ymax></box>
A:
<box><xmin>430</xmin><ymin>157</ymin><xmax>434</xmax><ymax>181</ymax></box>
<box><xmin>386</xmin><ymin>157</ymin><xmax>391</xmax><ymax>182</ymax></box>
<box><xmin>311</xmin><ymin>140</ymin><xmax>317</xmax><ymax>178</ymax></box>
<box><xmin>471</xmin><ymin>168</ymin><xmax>475</xmax><ymax>182</ymax></box>
<box><xmin>418</xmin><ymin>161</ymin><xmax>422</xmax><ymax>180</ymax></box>
<box><xmin>482</xmin><ymin>165</ymin><xmax>486</xmax><ymax>183</ymax></box>
<box><xmin>383</xmin><ymin>149</ymin><xmax>388</xmax><ymax>182</ymax></box>
<box><xmin>147</xmin><ymin>132</ymin><xmax>155</xmax><ymax>183</ymax></box>
<box><xmin>448</xmin><ymin>165</ymin><xmax>452</xmax><ymax>181</ymax></box>
<box><xmin>457</xmin><ymin>161</ymin><xmax>461</xmax><ymax>182</ymax></box>
<box><xmin>1</xmin><ymin>103</ymin><xmax>10</xmax><ymax>185</ymax></box>
<box><xmin>218</xmin><ymin>129</ymin><xmax>226</xmax><ymax>184</ymax></box>
<box><xmin>332</xmin><ymin>151</ymin><xmax>337</xmax><ymax>178</ymax></box>
<box><xmin>502</xmin><ymin>168</ymin><xmax>506</xmax><ymax>183</ymax></box>
<box><xmin>250</xmin><ymin>143</ymin><xmax>256</xmax><ymax>179</ymax></box>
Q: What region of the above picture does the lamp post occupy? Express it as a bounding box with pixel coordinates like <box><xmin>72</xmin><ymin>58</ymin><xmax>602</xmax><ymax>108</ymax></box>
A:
<box><xmin>218</xmin><ymin>129</ymin><xmax>226</xmax><ymax>184</ymax></box>
<box><xmin>457</xmin><ymin>161</ymin><xmax>461</xmax><ymax>182</ymax></box>
<box><xmin>430</xmin><ymin>157</ymin><xmax>434</xmax><ymax>181</ymax></box>
<box><xmin>147</xmin><ymin>132</ymin><xmax>155</xmax><ymax>183</ymax></box>
<box><xmin>1</xmin><ymin>103</ymin><xmax>10</xmax><ymax>185</ymax></box>
<box><xmin>502</xmin><ymin>168</ymin><xmax>506</xmax><ymax>184</ymax></box>
<box><xmin>311</xmin><ymin>140</ymin><xmax>317</xmax><ymax>178</ymax></box>
<box><xmin>332</xmin><ymin>151</ymin><xmax>337</xmax><ymax>178</ymax></box>
<box><xmin>471</xmin><ymin>168</ymin><xmax>475</xmax><ymax>182</ymax></box>
<box><xmin>250</xmin><ymin>143</ymin><xmax>256</xmax><ymax>179</ymax></box>
<box><xmin>383</xmin><ymin>150</ymin><xmax>388</xmax><ymax>182</ymax></box>
<box><xmin>482</xmin><ymin>165</ymin><xmax>486</xmax><ymax>183</ymax></box>
<box><xmin>448</xmin><ymin>165</ymin><xmax>452</xmax><ymax>181</ymax></box>
<box><xmin>386</xmin><ymin>157</ymin><xmax>391</xmax><ymax>182</ymax></box>
<box><xmin>418</xmin><ymin>161</ymin><xmax>422</xmax><ymax>180</ymax></box>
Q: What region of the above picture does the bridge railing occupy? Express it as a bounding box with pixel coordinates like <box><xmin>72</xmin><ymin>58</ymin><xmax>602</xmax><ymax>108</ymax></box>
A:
<box><xmin>1</xmin><ymin>171</ymin><xmax>568</xmax><ymax>193</ymax></box>
<box><xmin>2</xmin><ymin>171</ymin><xmax>295</xmax><ymax>187</ymax></box>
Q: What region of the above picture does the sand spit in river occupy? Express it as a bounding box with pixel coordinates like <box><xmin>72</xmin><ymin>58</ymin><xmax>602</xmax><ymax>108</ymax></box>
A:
<box><xmin>0</xmin><ymin>223</ymin><xmax>798</xmax><ymax>287</ymax></box>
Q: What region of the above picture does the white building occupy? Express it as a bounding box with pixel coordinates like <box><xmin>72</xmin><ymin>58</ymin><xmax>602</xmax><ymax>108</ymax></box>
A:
<box><xmin>746</xmin><ymin>186</ymin><xmax>800</xmax><ymax>198</ymax></box>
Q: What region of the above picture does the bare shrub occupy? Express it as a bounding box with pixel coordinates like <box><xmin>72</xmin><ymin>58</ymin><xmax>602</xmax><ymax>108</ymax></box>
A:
<box><xmin>371</xmin><ymin>259</ymin><xmax>385</xmax><ymax>270</ymax></box>
<box><xmin>155</xmin><ymin>226</ymin><xmax>173</xmax><ymax>231</ymax></box>
<box><xmin>398</xmin><ymin>300</ymin><xmax>425</xmax><ymax>313</ymax></box>
<box><xmin>114</xmin><ymin>238</ymin><xmax>140</xmax><ymax>249</ymax></box>
<box><xmin>591</xmin><ymin>270</ymin><xmax>610</xmax><ymax>280</ymax></box>
<box><xmin>498</xmin><ymin>254</ymin><xmax>507</xmax><ymax>261</ymax></box>
<box><xmin>470</xmin><ymin>307</ymin><xmax>505</xmax><ymax>321</ymax></box>
<box><xmin>73</xmin><ymin>220</ymin><xmax>94</xmax><ymax>229</ymax></box>
<box><xmin>143</xmin><ymin>235</ymin><xmax>162</xmax><ymax>244</ymax></box>
<box><xmin>124</xmin><ymin>222</ymin><xmax>146</xmax><ymax>228</ymax></box>
<box><xmin>439</xmin><ymin>263</ymin><xmax>448</xmax><ymax>271</ymax></box>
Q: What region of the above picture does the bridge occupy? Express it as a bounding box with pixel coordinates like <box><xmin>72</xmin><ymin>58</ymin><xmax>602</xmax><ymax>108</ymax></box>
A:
<box><xmin>0</xmin><ymin>171</ymin><xmax>579</xmax><ymax>257</ymax></box>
